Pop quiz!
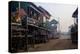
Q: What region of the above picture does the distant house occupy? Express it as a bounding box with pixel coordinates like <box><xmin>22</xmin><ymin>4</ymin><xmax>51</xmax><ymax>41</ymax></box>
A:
<box><xmin>49</xmin><ymin>19</ymin><xmax>58</xmax><ymax>29</ymax></box>
<box><xmin>44</xmin><ymin>19</ymin><xmax>58</xmax><ymax>39</ymax></box>
<box><xmin>50</xmin><ymin>19</ymin><xmax>58</xmax><ymax>38</ymax></box>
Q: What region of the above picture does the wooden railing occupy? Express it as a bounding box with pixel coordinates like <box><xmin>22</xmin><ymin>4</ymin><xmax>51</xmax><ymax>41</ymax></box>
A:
<box><xmin>27</xmin><ymin>17</ymin><xmax>40</xmax><ymax>26</ymax></box>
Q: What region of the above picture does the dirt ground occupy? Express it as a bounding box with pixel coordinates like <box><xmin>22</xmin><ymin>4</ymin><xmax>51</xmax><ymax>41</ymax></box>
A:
<box><xmin>28</xmin><ymin>39</ymin><xmax>78</xmax><ymax>52</ymax></box>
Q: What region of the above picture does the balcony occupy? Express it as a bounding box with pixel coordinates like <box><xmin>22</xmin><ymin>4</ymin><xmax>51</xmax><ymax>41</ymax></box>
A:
<box><xmin>27</xmin><ymin>17</ymin><xmax>39</xmax><ymax>26</ymax></box>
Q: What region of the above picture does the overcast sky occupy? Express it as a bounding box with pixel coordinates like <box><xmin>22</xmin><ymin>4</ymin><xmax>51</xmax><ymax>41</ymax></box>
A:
<box><xmin>34</xmin><ymin>2</ymin><xmax>77</xmax><ymax>32</ymax></box>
